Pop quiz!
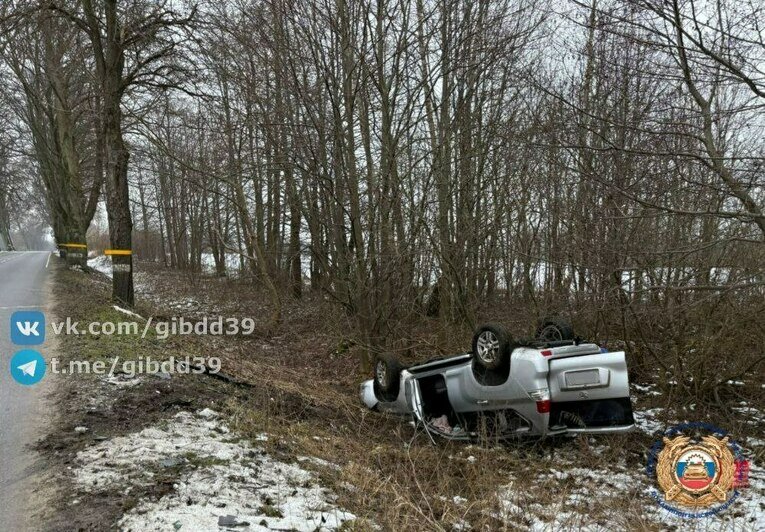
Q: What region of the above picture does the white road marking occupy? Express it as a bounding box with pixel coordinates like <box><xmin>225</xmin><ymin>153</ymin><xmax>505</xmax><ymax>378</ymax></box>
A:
<box><xmin>45</xmin><ymin>252</ymin><xmax>51</xmax><ymax>269</ymax></box>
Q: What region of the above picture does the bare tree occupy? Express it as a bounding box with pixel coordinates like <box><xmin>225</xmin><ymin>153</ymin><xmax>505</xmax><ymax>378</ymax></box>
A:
<box><xmin>49</xmin><ymin>0</ymin><xmax>195</xmax><ymax>305</ymax></box>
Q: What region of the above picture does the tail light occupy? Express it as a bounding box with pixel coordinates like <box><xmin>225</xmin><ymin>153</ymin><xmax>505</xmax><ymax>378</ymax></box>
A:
<box><xmin>529</xmin><ymin>389</ymin><xmax>551</xmax><ymax>413</ymax></box>
<box><xmin>540</xmin><ymin>349</ymin><xmax>553</xmax><ymax>357</ymax></box>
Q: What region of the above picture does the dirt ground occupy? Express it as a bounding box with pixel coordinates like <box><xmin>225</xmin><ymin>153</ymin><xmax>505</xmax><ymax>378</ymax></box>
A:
<box><xmin>36</xmin><ymin>259</ymin><xmax>764</xmax><ymax>531</ymax></box>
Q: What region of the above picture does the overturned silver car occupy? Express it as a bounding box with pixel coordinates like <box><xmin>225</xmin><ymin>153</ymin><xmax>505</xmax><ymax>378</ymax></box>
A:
<box><xmin>360</xmin><ymin>319</ymin><xmax>635</xmax><ymax>440</ymax></box>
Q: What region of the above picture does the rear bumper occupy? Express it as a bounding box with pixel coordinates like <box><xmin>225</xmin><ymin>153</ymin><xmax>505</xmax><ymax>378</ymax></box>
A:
<box><xmin>565</xmin><ymin>424</ymin><xmax>635</xmax><ymax>434</ymax></box>
<box><xmin>548</xmin><ymin>397</ymin><xmax>635</xmax><ymax>432</ymax></box>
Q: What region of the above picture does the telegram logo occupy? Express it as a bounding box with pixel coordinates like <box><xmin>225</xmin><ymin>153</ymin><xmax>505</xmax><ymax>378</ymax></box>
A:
<box><xmin>10</xmin><ymin>310</ymin><xmax>46</xmax><ymax>345</ymax></box>
<box><xmin>10</xmin><ymin>349</ymin><xmax>46</xmax><ymax>385</ymax></box>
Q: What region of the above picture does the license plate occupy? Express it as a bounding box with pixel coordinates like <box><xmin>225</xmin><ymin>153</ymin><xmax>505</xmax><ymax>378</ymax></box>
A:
<box><xmin>565</xmin><ymin>369</ymin><xmax>600</xmax><ymax>388</ymax></box>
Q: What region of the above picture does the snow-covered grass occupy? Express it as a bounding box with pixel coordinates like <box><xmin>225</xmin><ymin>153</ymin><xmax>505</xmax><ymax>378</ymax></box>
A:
<box><xmin>87</xmin><ymin>255</ymin><xmax>112</xmax><ymax>277</ymax></box>
<box><xmin>495</xmin><ymin>467</ymin><xmax>642</xmax><ymax>531</ymax></box>
<box><xmin>633</xmin><ymin>407</ymin><xmax>666</xmax><ymax>435</ymax></box>
<box><xmin>484</xmin><ymin>399</ymin><xmax>765</xmax><ymax>531</ymax></box>
<box><xmin>631</xmin><ymin>383</ymin><xmax>662</xmax><ymax>396</ymax></box>
<box><xmin>491</xmin><ymin>441</ymin><xmax>765</xmax><ymax>531</ymax></box>
<box><xmin>733</xmin><ymin>403</ymin><xmax>765</xmax><ymax>425</ymax></box>
<box><xmin>74</xmin><ymin>409</ymin><xmax>356</xmax><ymax>531</ymax></box>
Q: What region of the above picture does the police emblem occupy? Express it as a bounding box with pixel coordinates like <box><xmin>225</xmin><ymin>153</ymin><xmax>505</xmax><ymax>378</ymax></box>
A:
<box><xmin>647</xmin><ymin>422</ymin><xmax>750</xmax><ymax>518</ymax></box>
<box><xmin>657</xmin><ymin>435</ymin><xmax>735</xmax><ymax>506</ymax></box>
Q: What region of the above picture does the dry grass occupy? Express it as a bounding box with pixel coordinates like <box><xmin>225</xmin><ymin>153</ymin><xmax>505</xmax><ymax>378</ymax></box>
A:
<box><xmin>113</xmin><ymin>261</ymin><xmax>764</xmax><ymax>531</ymax></box>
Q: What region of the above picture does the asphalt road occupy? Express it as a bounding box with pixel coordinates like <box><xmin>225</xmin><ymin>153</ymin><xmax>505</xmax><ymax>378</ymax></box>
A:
<box><xmin>0</xmin><ymin>251</ymin><xmax>53</xmax><ymax>529</ymax></box>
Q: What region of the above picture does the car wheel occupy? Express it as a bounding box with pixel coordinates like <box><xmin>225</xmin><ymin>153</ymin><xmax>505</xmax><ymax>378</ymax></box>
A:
<box><xmin>472</xmin><ymin>323</ymin><xmax>512</xmax><ymax>371</ymax></box>
<box><xmin>536</xmin><ymin>317</ymin><xmax>575</xmax><ymax>342</ymax></box>
<box><xmin>374</xmin><ymin>354</ymin><xmax>402</xmax><ymax>395</ymax></box>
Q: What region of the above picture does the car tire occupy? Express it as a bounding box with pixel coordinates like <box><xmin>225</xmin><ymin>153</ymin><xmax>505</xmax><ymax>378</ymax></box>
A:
<box><xmin>536</xmin><ymin>317</ymin><xmax>575</xmax><ymax>342</ymax></box>
<box><xmin>472</xmin><ymin>323</ymin><xmax>512</xmax><ymax>371</ymax></box>
<box><xmin>374</xmin><ymin>354</ymin><xmax>402</xmax><ymax>396</ymax></box>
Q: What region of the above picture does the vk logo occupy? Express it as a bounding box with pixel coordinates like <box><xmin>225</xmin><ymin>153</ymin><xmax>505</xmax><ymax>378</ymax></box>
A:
<box><xmin>10</xmin><ymin>310</ymin><xmax>46</xmax><ymax>345</ymax></box>
<box><xmin>10</xmin><ymin>349</ymin><xmax>46</xmax><ymax>385</ymax></box>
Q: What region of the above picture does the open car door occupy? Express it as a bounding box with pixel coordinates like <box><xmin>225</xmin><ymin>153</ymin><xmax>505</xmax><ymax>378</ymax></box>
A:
<box><xmin>547</xmin><ymin>350</ymin><xmax>634</xmax><ymax>433</ymax></box>
<box><xmin>406</xmin><ymin>378</ymin><xmax>437</xmax><ymax>443</ymax></box>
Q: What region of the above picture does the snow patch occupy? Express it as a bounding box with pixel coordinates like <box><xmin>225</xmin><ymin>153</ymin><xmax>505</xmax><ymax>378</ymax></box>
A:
<box><xmin>112</xmin><ymin>305</ymin><xmax>145</xmax><ymax>320</ymax></box>
<box><xmin>87</xmin><ymin>255</ymin><xmax>112</xmax><ymax>278</ymax></box>
<box><xmin>75</xmin><ymin>410</ymin><xmax>356</xmax><ymax>531</ymax></box>
<box><xmin>494</xmin><ymin>459</ymin><xmax>765</xmax><ymax>531</ymax></box>
<box><xmin>732</xmin><ymin>405</ymin><xmax>765</xmax><ymax>425</ymax></box>
<box><xmin>197</xmin><ymin>408</ymin><xmax>219</xmax><ymax>420</ymax></box>
<box><xmin>105</xmin><ymin>374</ymin><xmax>142</xmax><ymax>387</ymax></box>
<box><xmin>633</xmin><ymin>407</ymin><xmax>666</xmax><ymax>434</ymax></box>
<box><xmin>632</xmin><ymin>383</ymin><xmax>662</xmax><ymax>396</ymax></box>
